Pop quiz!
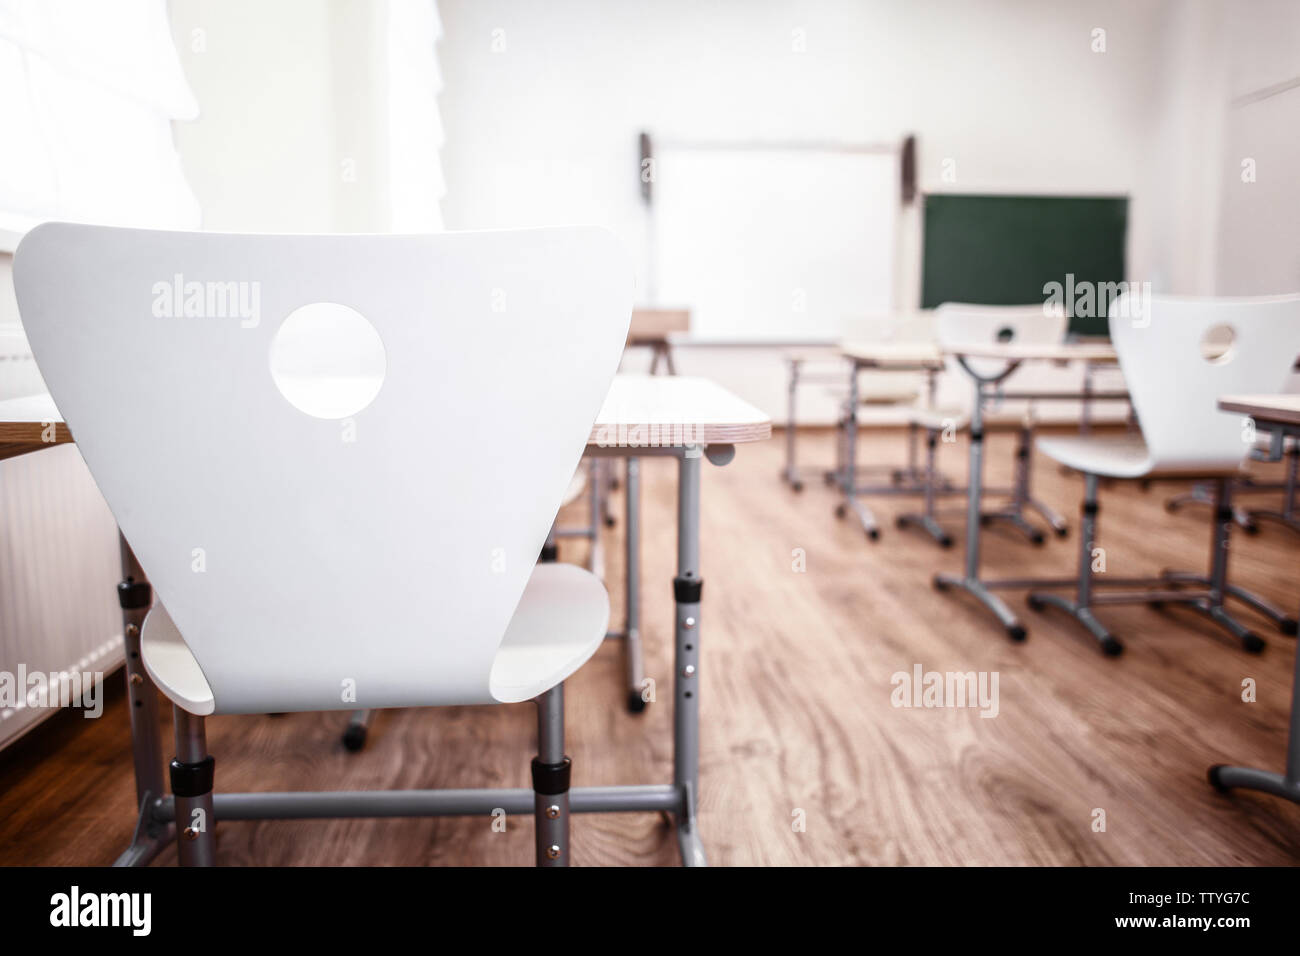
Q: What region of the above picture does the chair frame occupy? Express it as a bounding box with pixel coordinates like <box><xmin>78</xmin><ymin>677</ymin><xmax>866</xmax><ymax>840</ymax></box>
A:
<box><xmin>1027</xmin><ymin>472</ymin><xmax>1294</xmax><ymax>655</ymax></box>
<box><xmin>169</xmin><ymin>686</ymin><xmax>577</xmax><ymax>867</ymax></box>
<box><xmin>1025</xmin><ymin>295</ymin><xmax>1300</xmax><ymax>654</ymax></box>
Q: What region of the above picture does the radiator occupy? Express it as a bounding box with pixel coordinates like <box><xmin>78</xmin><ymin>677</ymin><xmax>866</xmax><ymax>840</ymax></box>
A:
<box><xmin>0</xmin><ymin>329</ymin><xmax>123</xmax><ymax>750</ymax></box>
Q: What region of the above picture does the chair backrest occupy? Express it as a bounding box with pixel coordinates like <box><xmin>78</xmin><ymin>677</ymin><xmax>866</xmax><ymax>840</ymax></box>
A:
<box><xmin>14</xmin><ymin>223</ymin><xmax>631</xmax><ymax>713</ymax></box>
<box><xmin>1109</xmin><ymin>292</ymin><xmax>1300</xmax><ymax>471</ymax></box>
<box><xmin>933</xmin><ymin>302</ymin><xmax>1068</xmax><ymax>412</ymax></box>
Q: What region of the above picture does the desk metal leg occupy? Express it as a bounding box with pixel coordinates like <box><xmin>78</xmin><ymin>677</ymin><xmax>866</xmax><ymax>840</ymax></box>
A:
<box><xmin>782</xmin><ymin>358</ymin><xmax>804</xmax><ymax>491</ymax></box>
<box><xmin>342</xmin><ymin>709</ymin><xmax>373</xmax><ymax>751</ymax></box>
<box><xmin>934</xmin><ymin>376</ymin><xmax>1027</xmax><ymax>641</ymax></box>
<box><xmin>834</xmin><ymin>363</ymin><xmax>880</xmax><ymax>540</ymax></box>
<box><xmin>674</xmin><ymin>450</ymin><xmax>707</xmax><ymax>866</ymax></box>
<box><xmin>587</xmin><ymin>458</ymin><xmax>605</xmax><ymax>580</ymax></box>
<box><xmin>114</xmin><ymin>535</ymin><xmax>173</xmax><ymax>867</ymax></box>
<box><xmin>1210</xmin><ymin>602</ymin><xmax>1300</xmax><ymax>805</ymax></box>
<box><xmin>623</xmin><ymin>457</ymin><xmax>646</xmax><ymax>713</ymax></box>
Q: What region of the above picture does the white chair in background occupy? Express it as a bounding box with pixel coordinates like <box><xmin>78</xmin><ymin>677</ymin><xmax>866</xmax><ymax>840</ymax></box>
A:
<box><xmin>1029</xmin><ymin>293</ymin><xmax>1300</xmax><ymax>655</ymax></box>
<box><xmin>15</xmin><ymin>222</ymin><xmax>632</xmax><ymax>866</ymax></box>
<box><xmin>896</xmin><ymin>303</ymin><xmax>1068</xmax><ymax>547</ymax></box>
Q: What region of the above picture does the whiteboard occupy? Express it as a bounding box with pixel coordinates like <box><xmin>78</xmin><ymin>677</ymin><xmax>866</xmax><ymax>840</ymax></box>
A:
<box><xmin>651</xmin><ymin>146</ymin><xmax>898</xmax><ymax>340</ymax></box>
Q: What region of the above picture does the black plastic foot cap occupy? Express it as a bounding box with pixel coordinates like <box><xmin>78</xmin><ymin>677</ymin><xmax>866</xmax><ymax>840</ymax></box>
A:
<box><xmin>1030</xmin><ymin>532</ymin><xmax>1046</xmax><ymax>546</ymax></box>
<box><xmin>1207</xmin><ymin>764</ymin><xmax>1230</xmax><ymax>793</ymax></box>
<box><xmin>342</xmin><ymin>725</ymin><xmax>367</xmax><ymax>752</ymax></box>
<box><xmin>1026</xmin><ymin>595</ymin><xmax>1044</xmax><ymax>612</ymax></box>
<box><xmin>939</xmin><ymin>535</ymin><xmax>954</xmax><ymax>549</ymax></box>
<box><xmin>792</xmin><ymin>481</ymin><xmax>804</xmax><ymax>493</ymax></box>
<box><xmin>932</xmin><ymin>575</ymin><xmax>949</xmax><ymax>591</ymax></box>
<box><xmin>834</xmin><ymin>504</ymin><xmax>847</xmax><ymax>519</ymax></box>
<box><xmin>1242</xmin><ymin>632</ymin><xmax>1266</xmax><ymax>654</ymax></box>
<box><xmin>1055</xmin><ymin>527</ymin><xmax>1069</xmax><ymax>538</ymax></box>
<box><xmin>1007</xmin><ymin>624</ymin><xmax>1028</xmax><ymax>642</ymax></box>
<box><xmin>626</xmin><ymin>690</ymin><xmax>647</xmax><ymax>714</ymax></box>
<box><xmin>867</xmin><ymin>528</ymin><xmax>880</xmax><ymax>541</ymax></box>
<box><xmin>1100</xmin><ymin>635</ymin><xmax>1124</xmax><ymax>657</ymax></box>
<box><xmin>1281</xmin><ymin>618</ymin><xmax>1298</xmax><ymax>637</ymax></box>
<box><xmin>604</xmin><ymin>515</ymin><xmax>617</xmax><ymax>528</ymax></box>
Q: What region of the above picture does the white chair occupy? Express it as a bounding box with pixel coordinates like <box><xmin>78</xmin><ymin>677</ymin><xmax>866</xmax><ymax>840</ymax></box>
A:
<box><xmin>14</xmin><ymin>222</ymin><xmax>632</xmax><ymax>866</ymax></box>
<box><xmin>1030</xmin><ymin>293</ymin><xmax>1300</xmax><ymax>655</ymax></box>
<box><xmin>897</xmin><ymin>303</ymin><xmax>1068</xmax><ymax>547</ymax></box>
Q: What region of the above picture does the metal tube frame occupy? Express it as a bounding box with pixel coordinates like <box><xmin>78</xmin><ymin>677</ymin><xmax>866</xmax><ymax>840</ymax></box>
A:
<box><xmin>1208</xmin><ymin>417</ymin><xmax>1300</xmax><ymax>805</ymax></box>
<box><xmin>1026</xmin><ymin>475</ymin><xmax>1291</xmax><ymax>653</ymax></box>
<box><xmin>115</xmin><ymin>442</ymin><xmax>718</xmax><ymax>867</ymax></box>
<box><xmin>933</xmin><ymin>357</ymin><xmax>1030</xmax><ymax>641</ymax></box>
<box><xmin>172</xmin><ymin>707</ymin><xmax>216</xmax><ymax>867</ymax></box>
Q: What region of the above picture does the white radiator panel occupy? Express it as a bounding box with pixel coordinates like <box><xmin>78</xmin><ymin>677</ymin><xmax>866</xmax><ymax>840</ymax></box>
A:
<box><xmin>0</xmin><ymin>443</ymin><xmax>123</xmax><ymax>749</ymax></box>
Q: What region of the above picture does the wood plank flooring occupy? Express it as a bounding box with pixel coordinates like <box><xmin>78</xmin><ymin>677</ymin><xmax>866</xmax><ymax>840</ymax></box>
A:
<box><xmin>2</xmin><ymin>426</ymin><xmax>1298</xmax><ymax>865</ymax></box>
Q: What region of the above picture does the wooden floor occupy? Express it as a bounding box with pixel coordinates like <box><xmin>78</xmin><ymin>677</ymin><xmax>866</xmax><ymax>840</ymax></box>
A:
<box><xmin>3</xmin><ymin>426</ymin><xmax>1300</xmax><ymax>866</ymax></box>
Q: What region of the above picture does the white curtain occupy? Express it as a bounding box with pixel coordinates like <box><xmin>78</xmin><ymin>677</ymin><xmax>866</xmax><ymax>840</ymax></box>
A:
<box><xmin>387</xmin><ymin>0</ymin><xmax>445</xmax><ymax>231</ymax></box>
<box><xmin>0</xmin><ymin>0</ymin><xmax>200</xmax><ymax>246</ymax></box>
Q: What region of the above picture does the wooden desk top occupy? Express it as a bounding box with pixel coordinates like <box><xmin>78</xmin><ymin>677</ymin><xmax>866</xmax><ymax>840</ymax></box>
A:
<box><xmin>1217</xmin><ymin>394</ymin><xmax>1300</xmax><ymax>427</ymax></box>
<box><xmin>944</xmin><ymin>342</ymin><xmax>1118</xmax><ymax>363</ymax></box>
<box><xmin>839</xmin><ymin>341</ymin><xmax>944</xmax><ymax>370</ymax></box>
<box><xmin>0</xmin><ymin>377</ymin><xmax>772</xmax><ymax>457</ymax></box>
<box><xmin>0</xmin><ymin>394</ymin><xmax>70</xmax><ymax>460</ymax></box>
<box><xmin>591</xmin><ymin>375</ymin><xmax>771</xmax><ymax>446</ymax></box>
<box><xmin>627</xmin><ymin>308</ymin><xmax>690</xmax><ymax>345</ymax></box>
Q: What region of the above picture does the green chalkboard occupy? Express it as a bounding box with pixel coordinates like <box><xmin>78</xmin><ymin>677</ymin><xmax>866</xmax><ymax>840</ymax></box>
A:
<box><xmin>920</xmin><ymin>194</ymin><xmax>1128</xmax><ymax>337</ymax></box>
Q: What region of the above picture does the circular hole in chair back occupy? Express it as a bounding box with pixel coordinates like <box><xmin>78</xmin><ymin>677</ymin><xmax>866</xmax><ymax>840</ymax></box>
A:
<box><xmin>1199</xmin><ymin>323</ymin><xmax>1237</xmax><ymax>364</ymax></box>
<box><xmin>269</xmin><ymin>302</ymin><xmax>387</xmax><ymax>419</ymax></box>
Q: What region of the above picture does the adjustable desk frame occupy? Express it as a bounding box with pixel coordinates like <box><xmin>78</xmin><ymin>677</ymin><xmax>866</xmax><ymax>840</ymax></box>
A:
<box><xmin>1208</xmin><ymin>396</ymin><xmax>1300</xmax><ymax>805</ymax></box>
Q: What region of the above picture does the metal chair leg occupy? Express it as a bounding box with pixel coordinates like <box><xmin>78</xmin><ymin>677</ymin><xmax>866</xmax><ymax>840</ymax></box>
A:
<box><xmin>1027</xmin><ymin>473</ymin><xmax>1124</xmax><ymax>656</ymax></box>
<box><xmin>171</xmin><ymin>707</ymin><xmax>216</xmax><ymax>866</ymax></box>
<box><xmin>532</xmin><ymin>684</ymin><xmax>570</xmax><ymax>867</ymax></box>
<box><xmin>1154</xmin><ymin>478</ymin><xmax>1269</xmax><ymax>651</ymax></box>
<box><xmin>1166</xmin><ymin>480</ymin><xmax>1258</xmax><ymax>533</ymax></box>
<box><xmin>896</xmin><ymin>429</ymin><xmax>953</xmax><ymax>547</ymax></box>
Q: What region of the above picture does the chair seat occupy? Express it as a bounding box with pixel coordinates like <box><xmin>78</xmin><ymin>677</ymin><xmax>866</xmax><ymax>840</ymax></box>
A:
<box><xmin>907</xmin><ymin>405</ymin><xmax>968</xmax><ymax>431</ymax></box>
<box><xmin>143</xmin><ymin>562</ymin><xmax>610</xmax><ymax>715</ymax></box>
<box><xmin>1036</xmin><ymin>434</ymin><xmax>1153</xmax><ymax>478</ymax></box>
<box><xmin>1037</xmin><ymin>433</ymin><xmax>1248</xmax><ymax>479</ymax></box>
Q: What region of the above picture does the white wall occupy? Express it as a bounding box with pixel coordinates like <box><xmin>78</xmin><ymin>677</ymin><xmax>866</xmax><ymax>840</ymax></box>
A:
<box><xmin>434</xmin><ymin>0</ymin><xmax>1201</xmax><ymax>422</ymax></box>
<box><xmin>1214</xmin><ymin>0</ymin><xmax>1300</xmax><ymax>295</ymax></box>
